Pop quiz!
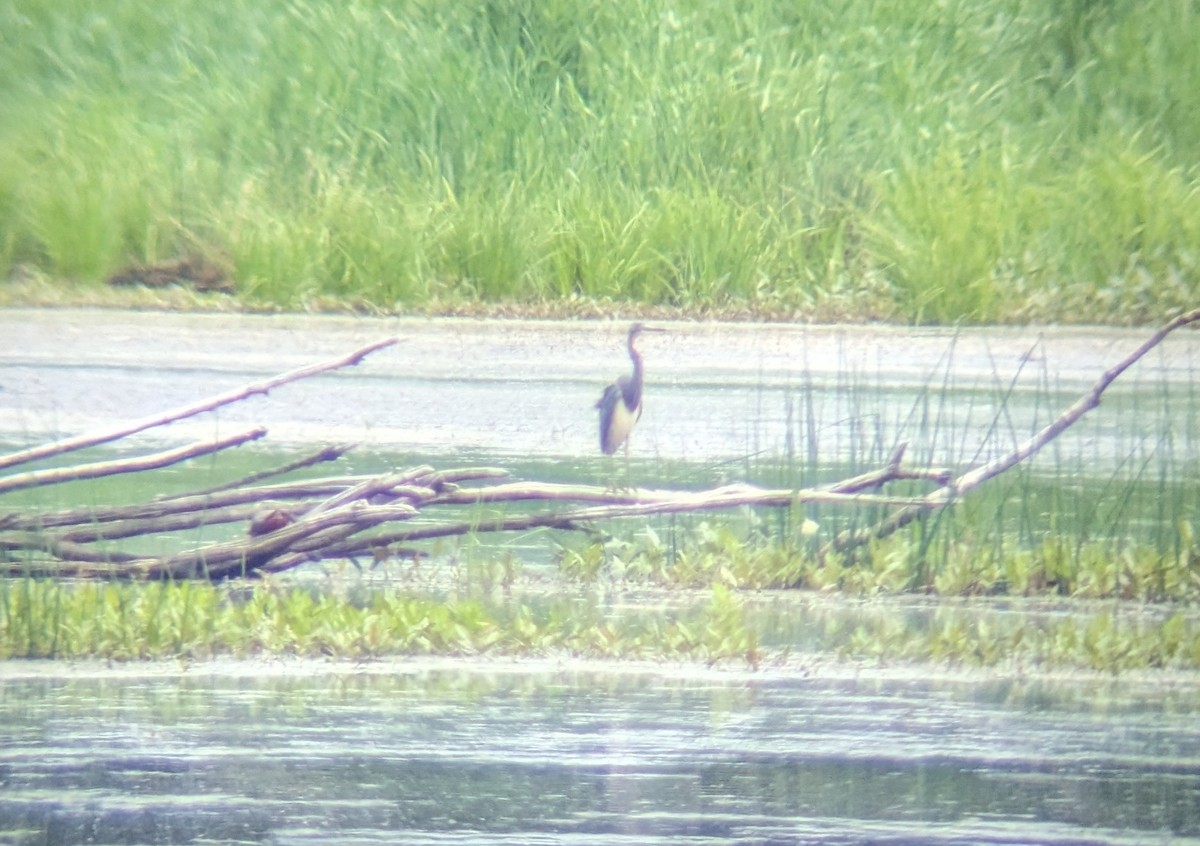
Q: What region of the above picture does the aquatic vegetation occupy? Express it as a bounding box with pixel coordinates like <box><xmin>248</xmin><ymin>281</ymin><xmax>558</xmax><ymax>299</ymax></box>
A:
<box><xmin>1</xmin><ymin>567</ymin><xmax>1195</xmax><ymax>673</ymax></box>
<box><xmin>0</xmin><ymin>575</ymin><xmax>761</xmax><ymax>665</ymax></box>
<box><xmin>546</xmin><ymin>513</ymin><xmax>1200</xmax><ymax>672</ymax></box>
<box><xmin>1</xmin><ymin>304</ymin><xmax>1197</xmax><ymax>674</ymax></box>
<box><xmin>825</xmin><ymin>603</ymin><xmax>1199</xmax><ymax>672</ymax></box>
<box><xmin>559</xmin><ymin>513</ymin><xmax>1200</xmax><ymax>603</ymax></box>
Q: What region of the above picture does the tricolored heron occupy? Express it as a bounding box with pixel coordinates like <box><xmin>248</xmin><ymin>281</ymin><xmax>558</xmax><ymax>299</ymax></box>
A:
<box><xmin>596</xmin><ymin>322</ymin><xmax>664</xmax><ymax>460</ymax></box>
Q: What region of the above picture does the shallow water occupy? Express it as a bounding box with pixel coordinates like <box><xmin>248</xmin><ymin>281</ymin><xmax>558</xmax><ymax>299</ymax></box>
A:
<box><xmin>2</xmin><ymin>310</ymin><xmax>1198</xmax><ymax>471</ymax></box>
<box><xmin>3</xmin><ymin>310</ymin><xmax>1197</xmax><ymax>551</ymax></box>
<box><xmin>3</xmin><ymin>312</ymin><xmax>1200</xmax><ymax>845</ymax></box>
<box><xmin>2</xmin><ymin>660</ymin><xmax>1199</xmax><ymax>846</ymax></box>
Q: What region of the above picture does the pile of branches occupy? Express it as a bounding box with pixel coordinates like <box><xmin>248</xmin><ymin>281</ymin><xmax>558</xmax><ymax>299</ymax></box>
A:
<box><xmin>2</xmin><ymin>311</ymin><xmax>1197</xmax><ymax>581</ymax></box>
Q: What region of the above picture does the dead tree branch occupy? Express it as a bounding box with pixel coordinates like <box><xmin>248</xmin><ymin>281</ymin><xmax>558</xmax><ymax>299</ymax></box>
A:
<box><xmin>824</xmin><ymin>308</ymin><xmax>1200</xmax><ymax>554</ymax></box>
<box><xmin>154</xmin><ymin>443</ymin><xmax>355</xmax><ymax>501</ymax></box>
<box><xmin>0</xmin><ymin>338</ymin><xmax>397</xmax><ymax>473</ymax></box>
<box><xmin>1</xmin><ymin>314</ymin><xmax>1194</xmax><ymax>580</ymax></box>
<box><xmin>0</xmin><ymin>428</ymin><xmax>268</xmax><ymax>495</ymax></box>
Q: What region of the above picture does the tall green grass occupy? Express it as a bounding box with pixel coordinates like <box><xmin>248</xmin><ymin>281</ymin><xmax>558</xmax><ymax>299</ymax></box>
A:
<box><xmin>2</xmin><ymin>0</ymin><xmax>1197</xmax><ymax>321</ymax></box>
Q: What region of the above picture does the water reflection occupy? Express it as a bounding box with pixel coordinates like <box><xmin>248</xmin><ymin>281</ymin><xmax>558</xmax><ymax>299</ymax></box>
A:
<box><xmin>2</xmin><ymin>663</ymin><xmax>1198</xmax><ymax>845</ymax></box>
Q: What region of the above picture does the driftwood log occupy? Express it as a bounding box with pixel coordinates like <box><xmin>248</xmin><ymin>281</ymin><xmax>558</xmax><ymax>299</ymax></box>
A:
<box><xmin>2</xmin><ymin>312</ymin><xmax>1197</xmax><ymax>580</ymax></box>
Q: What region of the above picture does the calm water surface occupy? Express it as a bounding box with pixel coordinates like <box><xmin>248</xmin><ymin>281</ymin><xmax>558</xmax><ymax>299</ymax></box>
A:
<box><xmin>2</xmin><ymin>309</ymin><xmax>1198</xmax><ymax>472</ymax></box>
<box><xmin>3</xmin><ymin>312</ymin><xmax>1200</xmax><ymax>844</ymax></box>
<box><xmin>2</xmin><ymin>660</ymin><xmax>1199</xmax><ymax>845</ymax></box>
<box><xmin>4</xmin><ymin>309</ymin><xmax>1198</xmax><ymax>543</ymax></box>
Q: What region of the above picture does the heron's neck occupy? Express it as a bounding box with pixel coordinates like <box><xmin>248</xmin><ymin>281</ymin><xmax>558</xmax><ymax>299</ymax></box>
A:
<box><xmin>625</xmin><ymin>344</ymin><xmax>644</xmax><ymax>403</ymax></box>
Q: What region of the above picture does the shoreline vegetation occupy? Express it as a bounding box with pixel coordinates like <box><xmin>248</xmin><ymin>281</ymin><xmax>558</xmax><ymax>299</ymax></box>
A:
<box><xmin>2</xmin><ymin>0</ymin><xmax>1198</xmax><ymax>325</ymax></box>
<box><xmin>3</xmin><ymin>326</ymin><xmax>1199</xmax><ymax>673</ymax></box>
<box><xmin>1</xmin><ymin>331</ymin><xmax>1197</xmax><ymax>675</ymax></box>
<box><xmin>3</xmin><ymin>1</ymin><xmax>1199</xmax><ymax>671</ymax></box>
<box><xmin>3</xmin><ymin>578</ymin><xmax>1199</xmax><ymax>674</ymax></box>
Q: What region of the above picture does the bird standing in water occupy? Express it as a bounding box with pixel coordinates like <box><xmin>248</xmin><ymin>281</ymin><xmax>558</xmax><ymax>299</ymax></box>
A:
<box><xmin>596</xmin><ymin>323</ymin><xmax>664</xmax><ymax>464</ymax></box>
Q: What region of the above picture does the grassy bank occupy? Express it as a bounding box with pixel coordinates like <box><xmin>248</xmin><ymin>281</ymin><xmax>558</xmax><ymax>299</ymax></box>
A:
<box><xmin>2</xmin><ymin>0</ymin><xmax>1198</xmax><ymax>323</ymax></box>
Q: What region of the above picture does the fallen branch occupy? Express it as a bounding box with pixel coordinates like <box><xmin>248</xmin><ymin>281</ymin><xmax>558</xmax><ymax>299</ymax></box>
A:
<box><xmin>824</xmin><ymin>308</ymin><xmax>1200</xmax><ymax>555</ymax></box>
<box><xmin>0</xmin><ymin>476</ymin><xmax>364</xmax><ymax>532</ymax></box>
<box><xmin>0</xmin><ymin>469</ymin><xmax>919</xmax><ymax>579</ymax></box>
<box><xmin>154</xmin><ymin>443</ymin><xmax>355</xmax><ymax>501</ymax></box>
<box><xmin>1</xmin><ymin>314</ymin><xmax>1194</xmax><ymax>580</ymax></box>
<box><xmin>0</xmin><ymin>338</ymin><xmax>397</xmax><ymax>473</ymax></box>
<box><xmin>280</xmin><ymin>483</ymin><xmax>918</xmax><ymax>567</ymax></box>
<box><xmin>823</xmin><ymin>443</ymin><xmax>952</xmax><ymax>494</ymax></box>
<box><xmin>0</xmin><ymin>428</ymin><xmax>268</xmax><ymax>495</ymax></box>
